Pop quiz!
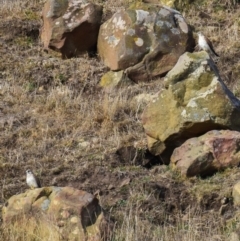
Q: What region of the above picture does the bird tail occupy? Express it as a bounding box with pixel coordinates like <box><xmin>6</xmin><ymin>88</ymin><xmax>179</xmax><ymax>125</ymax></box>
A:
<box><xmin>211</xmin><ymin>48</ymin><xmax>219</xmax><ymax>57</ymax></box>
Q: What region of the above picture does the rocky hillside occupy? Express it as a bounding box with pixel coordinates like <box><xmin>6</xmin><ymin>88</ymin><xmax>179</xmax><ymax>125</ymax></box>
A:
<box><xmin>0</xmin><ymin>0</ymin><xmax>240</xmax><ymax>240</ymax></box>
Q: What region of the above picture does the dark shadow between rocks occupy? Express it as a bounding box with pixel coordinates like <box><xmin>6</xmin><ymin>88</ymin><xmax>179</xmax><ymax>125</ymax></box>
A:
<box><xmin>115</xmin><ymin>146</ymin><xmax>162</xmax><ymax>168</ymax></box>
<box><xmin>60</xmin><ymin>22</ymin><xmax>100</xmax><ymax>59</ymax></box>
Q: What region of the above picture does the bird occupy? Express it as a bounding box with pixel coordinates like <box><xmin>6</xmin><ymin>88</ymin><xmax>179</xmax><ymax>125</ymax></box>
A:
<box><xmin>26</xmin><ymin>169</ymin><xmax>41</xmax><ymax>189</ymax></box>
<box><xmin>197</xmin><ymin>32</ymin><xmax>219</xmax><ymax>57</ymax></box>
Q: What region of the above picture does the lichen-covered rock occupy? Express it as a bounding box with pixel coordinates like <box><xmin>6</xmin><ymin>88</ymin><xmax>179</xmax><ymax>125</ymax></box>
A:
<box><xmin>97</xmin><ymin>3</ymin><xmax>194</xmax><ymax>82</ymax></box>
<box><xmin>41</xmin><ymin>0</ymin><xmax>103</xmax><ymax>58</ymax></box>
<box><xmin>2</xmin><ymin>187</ymin><xmax>105</xmax><ymax>241</ymax></box>
<box><xmin>170</xmin><ymin>130</ymin><xmax>240</xmax><ymax>177</ymax></box>
<box><xmin>142</xmin><ymin>51</ymin><xmax>240</xmax><ymax>161</ymax></box>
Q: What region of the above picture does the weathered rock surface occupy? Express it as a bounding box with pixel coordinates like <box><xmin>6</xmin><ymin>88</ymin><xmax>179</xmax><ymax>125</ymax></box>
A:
<box><xmin>2</xmin><ymin>187</ymin><xmax>105</xmax><ymax>241</ymax></box>
<box><xmin>41</xmin><ymin>0</ymin><xmax>103</xmax><ymax>58</ymax></box>
<box><xmin>142</xmin><ymin>51</ymin><xmax>240</xmax><ymax>161</ymax></box>
<box><xmin>170</xmin><ymin>130</ymin><xmax>240</xmax><ymax>177</ymax></box>
<box><xmin>98</xmin><ymin>3</ymin><xmax>194</xmax><ymax>82</ymax></box>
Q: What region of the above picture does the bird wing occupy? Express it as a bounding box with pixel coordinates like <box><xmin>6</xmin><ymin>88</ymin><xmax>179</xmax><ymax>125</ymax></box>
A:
<box><xmin>206</xmin><ymin>36</ymin><xmax>219</xmax><ymax>57</ymax></box>
<box><xmin>35</xmin><ymin>176</ymin><xmax>41</xmax><ymax>187</ymax></box>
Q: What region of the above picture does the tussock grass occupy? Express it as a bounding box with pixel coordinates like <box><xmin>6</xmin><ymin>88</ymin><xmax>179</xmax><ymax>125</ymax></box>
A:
<box><xmin>0</xmin><ymin>214</ymin><xmax>61</xmax><ymax>241</ymax></box>
<box><xmin>109</xmin><ymin>204</ymin><xmax>230</xmax><ymax>241</ymax></box>
<box><xmin>0</xmin><ymin>0</ymin><xmax>41</xmax><ymax>19</ymax></box>
<box><xmin>0</xmin><ymin>211</ymin><xmax>232</xmax><ymax>241</ymax></box>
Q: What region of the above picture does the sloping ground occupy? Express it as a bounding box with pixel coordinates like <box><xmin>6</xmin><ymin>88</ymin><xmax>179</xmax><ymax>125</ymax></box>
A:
<box><xmin>0</xmin><ymin>0</ymin><xmax>240</xmax><ymax>240</ymax></box>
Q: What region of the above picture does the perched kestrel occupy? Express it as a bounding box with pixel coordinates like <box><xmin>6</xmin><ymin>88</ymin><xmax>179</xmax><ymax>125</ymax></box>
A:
<box><xmin>26</xmin><ymin>169</ymin><xmax>41</xmax><ymax>189</ymax></box>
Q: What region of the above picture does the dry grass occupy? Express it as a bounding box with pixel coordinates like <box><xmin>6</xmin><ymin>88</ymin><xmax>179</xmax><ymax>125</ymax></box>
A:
<box><xmin>0</xmin><ymin>208</ymin><xmax>239</xmax><ymax>241</ymax></box>
<box><xmin>1</xmin><ymin>0</ymin><xmax>240</xmax><ymax>240</ymax></box>
<box><xmin>112</xmin><ymin>207</ymin><xmax>225</xmax><ymax>241</ymax></box>
<box><xmin>0</xmin><ymin>214</ymin><xmax>61</xmax><ymax>241</ymax></box>
<box><xmin>0</xmin><ymin>0</ymin><xmax>41</xmax><ymax>20</ymax></box>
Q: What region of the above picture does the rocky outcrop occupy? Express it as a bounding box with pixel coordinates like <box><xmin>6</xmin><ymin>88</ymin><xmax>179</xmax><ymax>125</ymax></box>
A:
<box><xmin>142</xmin><ymin>51</ymin><xmax>240</xmax><ymax>162</ymax></box>
<box><xmin>98</xmin><ymin>3</ymin><xmax>194</xmax><ymax>82</ymax></box>
<box><xmin>2</xmin><ymin>187</ymin><xmax>105</xmax><ymax>241</ymax></box>
<box><xmin>41</xmin><ymin>0</ymin><xmax>103</xmax><ymax>58</ymax></box>
<box><xmin>170</xmin><ymin>130</ymin><xmax>240</xmax><ymax>177</ymax></box>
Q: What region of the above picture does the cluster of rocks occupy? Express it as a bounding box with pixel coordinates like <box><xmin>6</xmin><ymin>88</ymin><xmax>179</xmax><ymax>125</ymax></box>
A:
<box><xmin>142</xmin><ymin>51</ymin><xmax>240</xmax><ymax>177</ymax></box>
<box><xmin>41</xmin><ymin>0</ymin><xmax>195</xmax><ymax>82</ymax></box>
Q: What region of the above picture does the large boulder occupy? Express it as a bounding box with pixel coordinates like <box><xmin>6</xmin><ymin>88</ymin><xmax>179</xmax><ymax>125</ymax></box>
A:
<box><xmin>142</xmin><ymin>51</ymin><xmax>240</xmax><ymax>162</ymax></box>
<box><xmin>41</xmin><ymin>0</ymin><xmax>103</xmax><ymax>58</ymax></box>
<box><xmin>98</xmin><ymin>3</ymin><xmax>194</xmax><ymax>82</ymax></box>
<box><xmin>2</xmin><ymin>187</ymin><xmax>106</xmax><ymax>241</ymax></box>
<box><xmin>170</xmin><ymin>130</ymin><xmax>240</xmax><ymax>177</ymax></box>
